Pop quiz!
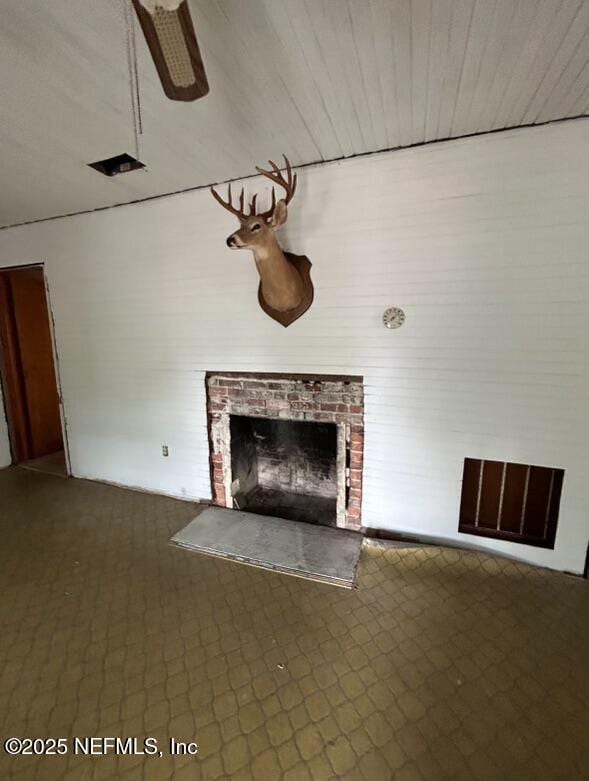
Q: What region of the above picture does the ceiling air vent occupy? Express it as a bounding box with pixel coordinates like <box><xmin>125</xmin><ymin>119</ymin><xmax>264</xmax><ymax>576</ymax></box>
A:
<box><xmin>88</xmin><ymin>153</ymin><xmax>145</xmax><ymax>177</ymax></box>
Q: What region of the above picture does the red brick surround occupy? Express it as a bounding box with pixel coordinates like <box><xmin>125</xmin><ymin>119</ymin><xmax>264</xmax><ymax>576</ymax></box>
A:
<box><xmin>206</xmin><ymin>373</ymin><xmax>364</xmax><ymax>529</ymax></box>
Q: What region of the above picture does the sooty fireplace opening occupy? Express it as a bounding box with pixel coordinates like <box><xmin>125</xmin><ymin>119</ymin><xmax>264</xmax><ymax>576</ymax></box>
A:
<box><xmin>230</xmin><ymin>415</ymin><xmax>338</xmax><ymax>527</ymax></box>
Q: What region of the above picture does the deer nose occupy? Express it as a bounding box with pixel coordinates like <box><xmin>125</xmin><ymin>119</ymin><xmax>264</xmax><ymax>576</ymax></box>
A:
<box><xmin>226</xmin><ymin>235</ymin><xmax>236</xmax><ymax>247</ymax></box>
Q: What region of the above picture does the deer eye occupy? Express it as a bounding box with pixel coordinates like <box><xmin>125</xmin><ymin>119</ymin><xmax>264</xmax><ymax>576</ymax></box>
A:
<box><xmin>251</xmin><ymin>223</ymin><xmax>261</xmax><ymax>232</ymax></box>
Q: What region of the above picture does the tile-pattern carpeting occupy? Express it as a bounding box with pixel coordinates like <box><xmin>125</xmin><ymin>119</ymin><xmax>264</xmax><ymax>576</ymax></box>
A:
<box><xmin>0</xmin><ymin>467</ymin><xmax>587</xmax><ymax>780</ymax></box>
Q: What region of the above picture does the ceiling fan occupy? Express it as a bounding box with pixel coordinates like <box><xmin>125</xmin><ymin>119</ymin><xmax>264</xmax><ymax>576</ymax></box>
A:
<box><xmin>131</xmin><ymin>0</ymin><xmax>209</xmax><ymax>102</ymax></box>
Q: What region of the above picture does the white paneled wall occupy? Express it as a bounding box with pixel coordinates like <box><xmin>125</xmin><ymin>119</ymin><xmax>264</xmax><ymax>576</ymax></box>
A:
<box><xmin>0</xmin><ymin>384</ymin><xmax>10</xmax><ymax>467</ymax></box>
<box><xmin>0</xmin><ymin>121</ymin><xmax>587</xmax><ymax>573</ymax></box>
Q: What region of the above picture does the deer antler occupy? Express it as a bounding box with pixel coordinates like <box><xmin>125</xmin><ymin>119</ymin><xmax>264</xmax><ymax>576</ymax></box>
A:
<box><xmin>210</xmin><ymin>182</ymin><xmax>263</xmax><ymax>220</ymax></box>
<box><xmin>256</xmin><ymin>155</ymin><xmax>297</xmax><ymax>215</ymax></box>
<box><xmin>210</xmin><ymin>182</ymin><xmax>245</xmax><ymax>219</ymax></box>
<box><xmin>210</xmin><ymin>155</ymin><xmax>297</xmax><ymax>221</ymax></box>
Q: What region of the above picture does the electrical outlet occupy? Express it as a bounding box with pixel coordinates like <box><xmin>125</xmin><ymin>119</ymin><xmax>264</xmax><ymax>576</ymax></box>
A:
<box><xmin>162</xmin><ymin>445</ymin><xmax>169</xmax><ymax>457</ymax></box>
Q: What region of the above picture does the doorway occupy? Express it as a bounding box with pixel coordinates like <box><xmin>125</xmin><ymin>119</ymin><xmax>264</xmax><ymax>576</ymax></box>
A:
<box><xmin>0</xmin><ymin>265</ymin><xmax>67</xmax><ymax>476</ymax></box>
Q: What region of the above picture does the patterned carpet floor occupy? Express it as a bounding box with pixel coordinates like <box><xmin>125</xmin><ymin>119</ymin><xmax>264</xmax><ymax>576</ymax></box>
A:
<box><xmin>0</xmin><ymin>466</ymin><xmax>587</xmax><ymax>780</ymax></box>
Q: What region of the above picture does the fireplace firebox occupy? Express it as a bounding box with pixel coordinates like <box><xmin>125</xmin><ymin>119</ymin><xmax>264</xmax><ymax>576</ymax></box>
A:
<box><xmin>206</xmin><ymin>372</ymin><xmax>364</xmax><ymax>529</ymax></box>
<box><xmin>230</xmin><ymin>415</ymin><xmax>338</xmax><ymax>526</ymax></box>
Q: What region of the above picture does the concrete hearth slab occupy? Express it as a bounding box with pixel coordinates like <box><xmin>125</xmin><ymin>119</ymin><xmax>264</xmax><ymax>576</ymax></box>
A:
<box><xmin>171</xmin><ymin>506</ymin><xmax>362</xmax><ymax>588</ymax></box>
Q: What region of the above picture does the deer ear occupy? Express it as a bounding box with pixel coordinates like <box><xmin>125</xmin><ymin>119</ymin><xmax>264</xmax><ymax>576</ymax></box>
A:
<box><xmin>269</xmin><ymin>199</ymin><xmax>288</xmax><ymax>228</ymax></box>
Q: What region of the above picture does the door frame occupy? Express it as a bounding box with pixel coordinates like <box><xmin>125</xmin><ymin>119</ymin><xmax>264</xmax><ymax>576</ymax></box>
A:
<box><xmin>0</xmin><ymin>262</ymin><xmax>71</xmax><ymax>474</ymax></box>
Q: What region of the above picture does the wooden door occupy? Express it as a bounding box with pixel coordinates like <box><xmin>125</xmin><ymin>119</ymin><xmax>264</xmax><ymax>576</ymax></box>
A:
<box><xmin>0</xmin><ymin>267</ymin><xmax>63</xmax><ymax>461</ymax></box>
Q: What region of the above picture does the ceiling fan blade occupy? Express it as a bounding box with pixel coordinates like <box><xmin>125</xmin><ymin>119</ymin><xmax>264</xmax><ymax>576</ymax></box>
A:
<box><xmin>132</xmin><ymin>0</ymin><xmax>209</xmax><ymax>102</ymax></box>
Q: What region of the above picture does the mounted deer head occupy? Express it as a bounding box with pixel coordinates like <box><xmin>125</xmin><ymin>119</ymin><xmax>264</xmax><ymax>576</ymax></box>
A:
<box><xmin>211</xmin><ymin>156</ymin><xmax>314</xmax><ymax>327</ymax></box>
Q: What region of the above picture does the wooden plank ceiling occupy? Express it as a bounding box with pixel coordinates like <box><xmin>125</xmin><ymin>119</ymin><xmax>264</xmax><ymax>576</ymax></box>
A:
<box><xmin>0</xmin><ymin>0</ymin><xmax>587</xmax><ymax>228</ymax></box>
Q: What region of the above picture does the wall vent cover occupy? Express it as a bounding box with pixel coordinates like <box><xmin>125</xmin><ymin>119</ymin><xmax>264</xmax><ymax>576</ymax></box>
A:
<box><xmin>459</xmin><ymin>458</ymin><xmax>564</xmax><ymax>549</ymax></box>
<box><xmin>88</xmin><ymin>153</ymin><xmax>145</xmax><ymax>177</ymax></box>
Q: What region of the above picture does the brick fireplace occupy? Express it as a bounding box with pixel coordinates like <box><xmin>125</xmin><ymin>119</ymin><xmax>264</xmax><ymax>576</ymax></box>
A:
<box><xmin>206</xmin><ymin>373</ymin><xmax>364</xmax><ymax>529</ymax></box>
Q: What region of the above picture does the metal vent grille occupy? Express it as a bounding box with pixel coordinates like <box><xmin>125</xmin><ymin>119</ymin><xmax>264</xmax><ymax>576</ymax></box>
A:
<box><xmin>459</xmin><ymin>458</ymin><xmax>564</xmax><ymax>549</ymax></box>
<box><xmin>88</xmin><ymin>153</ymin><xmax>145</xmax><ymax>177</ymax></box>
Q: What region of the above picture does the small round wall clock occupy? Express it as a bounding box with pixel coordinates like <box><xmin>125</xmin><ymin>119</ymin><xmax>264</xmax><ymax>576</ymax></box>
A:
<box><xmin>383</xmin><ymin>307</ymin><xmax>406</xmax><ymax>329</ymax></box>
